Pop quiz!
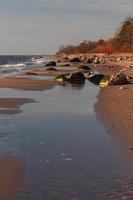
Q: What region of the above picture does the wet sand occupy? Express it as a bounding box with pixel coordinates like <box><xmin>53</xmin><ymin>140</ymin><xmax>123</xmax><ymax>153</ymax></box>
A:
<box><xmin>96</xmin><ymin>84</ymin><xmax>133</xmax><ymax>135</ymax></box>
<box><xmin>0</xmin><ymin>76</ymin><xmax>57</xmax><ymax>91</ymax></box>
<box><xmin>0</xmin><ymin>98</ymin><xmax>35</xmax><ymax>115</ymax></box>
<box><xmin>0</xmin><ymin>156</ymin><xmax>25</xmax><ymax>200</ymax></box>
<box><xmin>96</xmin><ymin>65</ymin><xmax>133</xmax><ymax>136</ymax></box>
<box><xmin>95</xmin><ymin>66</ymin><xmax>133</xmax><ymax>181</ymax></box>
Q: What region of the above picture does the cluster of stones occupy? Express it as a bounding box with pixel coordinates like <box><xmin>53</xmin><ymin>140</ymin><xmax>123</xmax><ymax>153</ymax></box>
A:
<box><xmin>45</xmin><ymin>60</ymin><xmax>132</xmax><ymax>87</ymax></box>
<box><xmin>68</xmin><ymin>55</ymin><xmax>133</xmax><ymax>65</ymax></box>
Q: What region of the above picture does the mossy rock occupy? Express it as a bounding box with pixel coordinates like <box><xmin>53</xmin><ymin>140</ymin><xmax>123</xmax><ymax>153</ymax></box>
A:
<box><xmin>55</xmin><ymin>74</ymin><xmax>68</xmax><ymax>82</ymax></box>
<box><xmin>89</xmin><ymin>74</ymin><xmax>105</xmax><ymax>85</ymax></box>
<box><xmin>100</xmin><ymin>76</ymin><xmax>110</xmax><ymax>88</ymax></box>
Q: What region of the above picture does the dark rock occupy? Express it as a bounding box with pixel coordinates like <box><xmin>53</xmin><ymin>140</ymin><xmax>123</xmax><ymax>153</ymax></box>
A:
<box><xmin>88</xmin><ymin>74</ymin><xmax>105</xmax><ymax>85</ymax></box>
<box><xmin>67</xmin><ymin>72</ymin><xmax>85</xmax><ymax>83</ymax></box>
<box><xmin>70</xmin><ymin>57</ymin><xmax>81</xmax><ymax>63</ymax></box>
<box><xmin>25</xmin><ymin>72</ymin><xmax>38</xmax><ymax>75</ymax></box>
<box><xmin>78</xmin><ymin>65</ymin><xmax>91</xmax><ymax>71</ymax></box>
<box><xmin>45</xmin><ymin>61</ymin><xmax>56</xmax><ymax>67</ymax></box>
<box><xmin>64</xmin><ymin>56</ymin><xmax>68</xmax><ymax>60</ymax></box>
<box><xmin>45</xmin><ymin>67</ymin><xmax>57</xmax><ymax>71</ymax></box>
<box><xmin>63</xmin><ymin>64</ymin><xmax>70</xmax><ymax>66</ymax></box>
<box><xmin>108</xmin><ymin>72</ymin><xmax>129</xmax><ymax>85</ymax></box>
<box><xmin>55</xmin><ymin>72</ymin><xmax>85</xmax><ymax>83</ymax></box>
<box><xmin>86</xmin><ymin>58</ymin><xmax>93</xmax><ymax>64</ymax></box>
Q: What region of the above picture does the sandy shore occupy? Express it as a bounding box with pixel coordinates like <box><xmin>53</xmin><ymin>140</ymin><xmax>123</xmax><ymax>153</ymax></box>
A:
<box><xmin>95</xmin><ymin>66</ymin><xmax>133</xmax><ymax>179</ymax></box>
<box><xmin>95</xmin><ymin>64</ymin><xmax>133</xmax><ymax>134</ymax></box>
<box><xmin>96</xmin><ymin>84</ymin><xmax>133</xmax><ymax>134</ymax></box>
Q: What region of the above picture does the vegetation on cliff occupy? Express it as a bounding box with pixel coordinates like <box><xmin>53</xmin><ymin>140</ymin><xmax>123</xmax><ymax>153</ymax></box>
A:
<box><xmin>57</xmin><ymin>17</ymin><xmax>133</xmax><ymax>55</ymax></box>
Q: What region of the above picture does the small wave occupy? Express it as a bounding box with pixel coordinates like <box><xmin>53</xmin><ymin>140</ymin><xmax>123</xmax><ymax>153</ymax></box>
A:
<box><xmin>0</xmin><ymin>55</ymin><xmax>52</xmax><ymax>77</ymax></box>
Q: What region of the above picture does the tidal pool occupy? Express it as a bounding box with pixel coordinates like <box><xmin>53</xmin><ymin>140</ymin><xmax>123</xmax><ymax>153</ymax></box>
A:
<box><xmin>0</xmin><ymin>81</ymin><xmax>129</xmax><ymax>200</ymax></box>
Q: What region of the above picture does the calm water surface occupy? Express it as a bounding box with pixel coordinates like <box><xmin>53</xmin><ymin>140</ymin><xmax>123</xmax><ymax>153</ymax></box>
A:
<box><xmin>0</xmin><ymin>81</ymin><xmax>130</xmax><ymax>200</ymax></box>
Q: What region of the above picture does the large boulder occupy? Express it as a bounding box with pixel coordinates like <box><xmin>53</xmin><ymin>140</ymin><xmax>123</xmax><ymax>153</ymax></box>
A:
<box><xmin>55</xmin><ymin>72</ymin><xmax>85</xmax><ymax>83</ymax></box>
<box><xmin>70</xmin><ymin>57</ymin><xmax>81</xmax><ymax>63</ymax></box>
<box><xmin>45</xmin><ymin>61</ymin><xmax>56</xmax><ymax>67</ymax></box>
<box><xmin>67</xmin><ymin>72</ymin><xmax>85</xmax><ymax>83</ymax></box>
<box><xmin>88</xmin><ymin>74</ymin><xmax>105</xmax><ymax>85</ymax></box>
<box><xmin>108</xmin><ymin>72</ymin><xmax>129</xmax><ymax>85</ymax></box>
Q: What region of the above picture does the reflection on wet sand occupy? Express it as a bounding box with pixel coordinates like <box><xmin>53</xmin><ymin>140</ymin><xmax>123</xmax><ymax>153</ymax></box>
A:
<box><xmin>0</xmin><ymin>156</ymin><xmax>25</xmax><ymax>200</ymax></box>
<box><xmin>0</xmin><ymin>98</ymin><xmax>35</xmax><ymax>115</ymax></box>
<box><xmin>60</xmin><ymin>82</ymin><xmax>85</xmax><ymax>90</ymax></box>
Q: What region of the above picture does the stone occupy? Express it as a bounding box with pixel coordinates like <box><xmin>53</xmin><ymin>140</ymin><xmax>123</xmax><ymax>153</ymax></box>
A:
<box><xmin>108</xmin><ymin>72</ymin><xmax>129</xmax><ymax>85</ymax></box>
<box><xmin>67</xmin><ymin>72</ymin><xmax>85</xmax><ymax>83</ymax></box>
<box><xmin>55</xmin><ymin>72</ymin><xmax>85</xmax><ymax>83</ymax></box>
<box><xmin>45</xmin><ymin>61</ymin><xmax>56</xmax><ymax>67</ymax></box>
<box><xmin>55</xmin><ymin>74</ymin><xmax>68</xmax><ymax>82</ymax></box>
<box><xmin>25</xmin><ymin>72</ymin><xmax>38</xmax><ymax>75</ymax></box>
<box><xmin>70</xmin><ymin>57</ymin><xmax>81</xmax><ymax>63</ymax></box>
<box><xmin>83</xmin><ymin>71</ymin><xmax>94</xmax><ymax>79</ymax></box>
<box><xmin>88</xmin><ymin>74</ymin><xmax>105</xmax><ymax>85</ymax></box>
<box><xmin>100</xmin><ymin>76</ymin><xmax>110</xmax><ymax>87</ymax></box>
<box><xmin>78</xmin><ymin>65</ymin><xmax>91</xmax><ymax>71</ymax></box>
<box><xmin>63</xmin><ymin>63</ymin><xmax>70</xmax><ymax>66</ymax></box>
<box><xmin>94</xmin><ymin>57</ymin><xmax>100</xmax><ymax>64</ymax></box>
<box><xmin>45</xmin><ymin>67</ymin><xmax>57</xmax><ymax>71</ymax></box>
<box><xmin>86</xmin><ymin>58</ymin><xmax>93</xmax><ymax>64</ymax></box>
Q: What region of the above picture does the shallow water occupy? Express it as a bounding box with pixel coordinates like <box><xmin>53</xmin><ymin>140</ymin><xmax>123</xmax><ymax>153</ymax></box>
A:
<box><xmin>0</xmin><ymin>80</ymin><xmax>130</xmax><ymax>200</ymax></box>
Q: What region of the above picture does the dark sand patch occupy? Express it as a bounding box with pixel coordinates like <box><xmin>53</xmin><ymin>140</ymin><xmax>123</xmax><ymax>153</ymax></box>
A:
<box><xmin>0</xmin><ymin>76</ymin><xmax>57</xmax><ymax>91</ymax></box>
<box><xmin>0</xmin><ymin>98</ymin><xmax>35</xmax><ymax>115</ymax></box>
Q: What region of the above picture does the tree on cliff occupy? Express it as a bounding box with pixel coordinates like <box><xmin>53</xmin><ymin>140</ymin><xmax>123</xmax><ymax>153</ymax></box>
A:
<box><xmin>58</xmin><ymin>45</ymin><xmax>75</xmax><ymax>55</ymax></box>
<box><xmin>77</xmin><ymin>41</ymin><xmax>90</xmax><ymax>56</ymax></box>
<box><xmin>114</xmin><ymin>17</ymin><xmax>133</xmax><ymax>51</ymax></box>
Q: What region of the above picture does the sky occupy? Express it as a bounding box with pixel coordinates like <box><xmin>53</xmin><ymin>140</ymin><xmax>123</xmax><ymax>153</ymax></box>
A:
<box><xmin>0</xmin><ymin>0</ymin><xmax>132</xmax><ymax>55</ymax></box>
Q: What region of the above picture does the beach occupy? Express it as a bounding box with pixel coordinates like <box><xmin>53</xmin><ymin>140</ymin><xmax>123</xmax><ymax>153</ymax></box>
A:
<box><xmin>0</xmin><ymin>56</ymin><xmax>133</xmax><ymax>199</ymax></box>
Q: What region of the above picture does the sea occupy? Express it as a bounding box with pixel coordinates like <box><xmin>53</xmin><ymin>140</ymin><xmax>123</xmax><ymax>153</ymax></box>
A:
<box><xmin>0</xmin><ymin>55</ymin><xmax>52</xmax><ymax>77</ymax></box>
